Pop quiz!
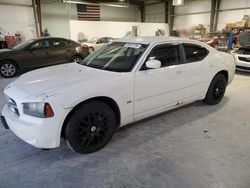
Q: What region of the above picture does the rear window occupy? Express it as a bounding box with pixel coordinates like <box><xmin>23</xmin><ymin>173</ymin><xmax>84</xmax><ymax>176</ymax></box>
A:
<box><xmin>183</xmin><ymin>43</ymin><xmax>209</xmax><ymax>63</ymax></box>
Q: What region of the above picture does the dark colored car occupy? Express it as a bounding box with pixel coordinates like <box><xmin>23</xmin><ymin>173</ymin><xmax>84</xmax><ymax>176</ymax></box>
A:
<box><xmin>0</xmin><ymin>37</ymin><xmax>89</xmax><ymax>78</ymax></box>
<box><xmin>199</xmin><ymin>32</ymin><xmax>237</xmax><ymax>50</ymax></box>
<box><xmin>199</xmin><ymin>32</ymin><xmax>219</xmax><ymax>48</ymax></box>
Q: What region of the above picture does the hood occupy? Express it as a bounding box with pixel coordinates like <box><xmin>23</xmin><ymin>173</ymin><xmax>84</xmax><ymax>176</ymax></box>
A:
<box><xmin>14</xmin><ymin>63</ymin><xmax>112</xmax><ymax>96</ymax></box>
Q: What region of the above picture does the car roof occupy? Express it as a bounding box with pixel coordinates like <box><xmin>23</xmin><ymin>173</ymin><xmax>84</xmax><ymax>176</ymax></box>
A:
<box><xmin>31</xmin><ymin>37</ymin><xmax>73</xmax><ymax>41</ymax></box>
<box><xmin>115</xmin><ymin>36</ymin><xmax>201</xmax><ymax>45</ymax></box>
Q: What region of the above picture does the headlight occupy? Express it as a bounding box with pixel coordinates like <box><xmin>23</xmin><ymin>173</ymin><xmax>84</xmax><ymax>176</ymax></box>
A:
<box><xmin>23</xmin><ymin>102</ymin><xmax>54</xmax><ymax>118</ymax></box>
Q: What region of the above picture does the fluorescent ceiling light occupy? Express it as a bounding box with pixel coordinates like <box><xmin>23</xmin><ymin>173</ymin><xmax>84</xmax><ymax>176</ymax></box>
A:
<box><xmin>63</xmin><ymin>0</ymin><xmax>129</xmax><ymax>8</ymax></box>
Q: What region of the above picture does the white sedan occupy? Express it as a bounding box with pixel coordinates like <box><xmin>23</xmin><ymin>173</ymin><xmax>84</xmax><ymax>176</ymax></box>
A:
<box><xmin>83</xmin><ymin>37</ymin><xmax>114</xmax><ymax>53</ymax></box>
<box><xmin>232</xmin><ymin>46</ymin><xmax>250</xmax><ymax>72</ymax></box>
<box><xmin>1</xmin><ymin>37</ymin><xmax>235</xmax><ymax>154</ymax></box>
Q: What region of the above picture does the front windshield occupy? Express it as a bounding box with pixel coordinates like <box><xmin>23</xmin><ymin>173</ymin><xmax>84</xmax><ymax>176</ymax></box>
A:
<box><xmin>12</xmin><ymin>39</ymin><xmax>35</xmax><ymax>50</ymax></box>
<box><xmin>88</xmin><ymin>37</ymin><xmax>99</xmax><ymax>43</ymax></box>
<box><xmin>81</xmin><ymin>42</ymin><xmax>148</xmax><ymax>72</ymax></box>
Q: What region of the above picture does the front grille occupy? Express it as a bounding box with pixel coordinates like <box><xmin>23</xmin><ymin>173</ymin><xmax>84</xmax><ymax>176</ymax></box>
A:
<box><xmin>6</xmin><ymin>96</ymin><xmax>19</xmax><ymax>116</ymax></box>
<box><xmin>236</xmin><ymin>65</ymin><xmax>250</xmax><ymax>71</ymax></box>
<box><xmin>238</xmin><ymin>56</ymin><xmax>250</xmax><ymax>62</ymax></box>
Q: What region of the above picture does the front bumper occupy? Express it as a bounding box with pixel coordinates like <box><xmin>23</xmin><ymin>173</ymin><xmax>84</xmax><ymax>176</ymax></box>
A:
<box><xmin>234</xmin><ymin>55</ymin><xmax>250</xmax><ymax>72</ymax></box>
<box><xmin>2</xmin><ymin>105</ymin><xmax>60</xmax><ymax>148</ymax></box>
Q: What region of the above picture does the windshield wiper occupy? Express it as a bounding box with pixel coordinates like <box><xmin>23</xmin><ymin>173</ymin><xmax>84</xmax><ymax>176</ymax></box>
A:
<box><xmin>87</xmin><ymin>64</ymin><xmax>103</xmax><ymax>70</ymax></box>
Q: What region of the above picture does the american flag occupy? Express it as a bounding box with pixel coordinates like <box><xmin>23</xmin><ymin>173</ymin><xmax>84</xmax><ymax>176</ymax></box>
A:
<box><xmin>77</xmin><ymin>4</ymin><xmax>100</xmax><ymax>21</ymax></box>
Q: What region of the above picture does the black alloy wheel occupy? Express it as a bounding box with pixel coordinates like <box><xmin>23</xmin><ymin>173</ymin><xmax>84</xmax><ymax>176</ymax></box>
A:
<box><xmin>203</xmin><ymin>73</ymin><xmax>227</xmax><ymax>105</ymax></box>
<box><xmin>212</xmin><ymin>80</ymin><xmax>225</xmax><ymax>100</ymax></box>
<box><xmin>65</xmin><ymin>101</ymin><xmax>116</xmax><ymax>154</ymax></box>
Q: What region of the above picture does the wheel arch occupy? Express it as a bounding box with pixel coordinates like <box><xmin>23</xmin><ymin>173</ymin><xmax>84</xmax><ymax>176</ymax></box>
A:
<box><xmin>70</xmin><ymin>54</ymin><xmax>84</xmax><ymax>61</ymax></box>
<box><xmin>204</xmin><ymin>70</ymin><xmax>229</xmax><ymax>99</ymax></box>
<box><xmin>216</xmin><ymin>70</ymin><xmax>228</xmax><ymax>84</ymax></box>
<box><xmin>0</xmin><ymin>59</ymin><xmax>20</xmax><ymax>70</ymax></box>
<box><xmin>61</xmin><ymin>96</ymin><xmax>121</xmax><ymax>138</ymax></box>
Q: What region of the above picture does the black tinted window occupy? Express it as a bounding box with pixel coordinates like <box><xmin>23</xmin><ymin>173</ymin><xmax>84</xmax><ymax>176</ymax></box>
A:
<box><xmin>52</xmin><ymin>39</ymin><xmax>68</xmax><ymax>47</ymax></box>
<box><xmin>147</xmin><ymin>44</ymin><xmax>181</xmax><ymax>68</ymax></box>
<box><xmin>183</xmin><ymin>43</ymin><xmax>208</xmax><ymax>63</ymax></box>
<box><xmin>106</xmin><ymin>37</ymin><xmax>113</xmax><ymax>42</ymax></box>
<box><xmin>30</xmin><ymin>40</ymin><xmax>50</xmax><ymax>49</ymax></box>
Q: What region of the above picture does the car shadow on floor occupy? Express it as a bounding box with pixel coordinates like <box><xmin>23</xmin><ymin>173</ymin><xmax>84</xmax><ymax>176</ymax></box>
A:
<box><xmin>116</xmin><ymin>97</ymin><xmax>229</xmax><ymax>142</ymax></box>
<box><xmin>1</xmin><ymin>97</ymin><xmax>230</xmax><ymax>160</ymax></box>
<box><xmin>56</xmin><ymin>96</ymin><xmax>229</xmax><ymax>156</ymax></box>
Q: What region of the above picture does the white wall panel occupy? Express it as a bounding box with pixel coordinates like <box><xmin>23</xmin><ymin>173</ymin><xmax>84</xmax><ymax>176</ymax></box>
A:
<box><xmin>69</xmin><ymin>20</ymin><xmax>168</xmax><ymax>42</ymax></box>
<box><xmin>174</xmin><ymin>0</ymin><xmax>211</xmax><ymax>30</ymax></box>
<box><xmin>0</xmin><ymin>0</ymin><xmax>32</xmax><ymax>6</ymax></box>
<box><xmin>100</xmin><ymin>6</ymin><xmax>140</xmax><ymax>22</ymax></box>
<box><xmin>145</xmin><ymin>2</ymin><xmax>165</xmax><ymax>23</ymax></box>
<box><xmin>174</xmin><ymin>0</ymin><xmax>250</xmax><ymax>31</ymax></box>
<box><xmin>175</xmin><ymin>0</ymin><xmax>211</xmax><ymax>14</ymax></box>
<box><xmin>217</xmin><ymin>0</ymin><xmax>250</xmax><ymax>30</ymax></box>
<box><xmin>220</xmin><ymin>0</ymin><xmax>250</xmax><ymax>10</ymax></box>
<box><xmin>0</xmin><ymin>4</ymin><xmax>36</xmax><ymax>40</ymax></box>
<box><xmin>41</xmin><ymin>2</ymin><xmax>141</xmax><ymax>39</ymax></box>
<box><xmin>41</xmin><ymin>1</ymin><xmax>72</xmax><ymax>38</ymax></box>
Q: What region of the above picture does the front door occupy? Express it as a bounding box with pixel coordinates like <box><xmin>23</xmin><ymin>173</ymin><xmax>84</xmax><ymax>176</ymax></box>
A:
<box><xmin>21</xmin><ymin>39</ymin><xmax>51</xmax><ymax>70</ymax></box>
<box><xmin>134</xmin><ymin>43</ymin><xmax>186</xmax><ymax>120</ymax></box>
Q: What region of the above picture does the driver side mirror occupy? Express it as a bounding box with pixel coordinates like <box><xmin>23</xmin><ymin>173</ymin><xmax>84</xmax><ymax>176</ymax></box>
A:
<box><xmin>145</xmin><ymin>59</ymin><xmax>161</xmax><ymax>69</ymax></box>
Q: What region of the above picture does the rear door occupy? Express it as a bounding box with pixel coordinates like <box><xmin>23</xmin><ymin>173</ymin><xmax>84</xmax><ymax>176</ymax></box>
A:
<box><xmin>134</xmin><ymin>43</ymin><xmax>186</xmax><ymax>120</ymax></box>
<box><xmin>181</xmin><ymin>43</ymin><xmax>211</xmax><ymax>101</ymax></box>
<box><xmin>49</xmin><ymin>38</ymin><xmax>70</xmax><ymax>64</ymax></box>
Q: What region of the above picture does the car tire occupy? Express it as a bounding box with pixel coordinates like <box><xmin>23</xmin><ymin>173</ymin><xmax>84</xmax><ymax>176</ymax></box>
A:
<box><xmin>71</xmin><ymin>55</ymin><xmax>83</xmax><ymax>64</ymax></box>
<box><xmin>203</xmin><ymin>74</ymin><xmax>227</xmax><ymax>105</ymax></box>
<box><xmin>89</xmin><ymin>47</ymin><xmax>94</xmax><ymax>53</ymax></box>
<box><xmin>0</xmin><ymin>61</ymin><xmax>18</xmax><ymax>78</ymax></box>
<box><xmin>65</xmin><ymin>101</ymin><xmax>116</xmax><ymax>154</ymax></box>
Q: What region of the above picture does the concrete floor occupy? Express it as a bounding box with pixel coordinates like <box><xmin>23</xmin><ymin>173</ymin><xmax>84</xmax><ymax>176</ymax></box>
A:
<box><xmin>0</xmin><ymin>72</ymin><xmax>250</xmax><ymax>188</ymax></box>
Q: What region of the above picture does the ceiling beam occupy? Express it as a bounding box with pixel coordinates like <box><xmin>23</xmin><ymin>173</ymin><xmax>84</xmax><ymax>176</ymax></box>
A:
<box><xmin>81</xmin><ymin>0</ymin><xmax>144</xmax><ymax>6</ymax></box>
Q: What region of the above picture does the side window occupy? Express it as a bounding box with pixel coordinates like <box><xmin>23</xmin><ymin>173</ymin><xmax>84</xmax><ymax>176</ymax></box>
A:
<box><xmin>145</xmin><ymin>44</ymin><xmax>181</xmax><ymax>68</ymax></box>
<box><xmin>183</xmin><ymin>43</ymin><xmax>209</xmax><ymax>63</ymax></box>
<box><xmin>96</xmin><ymin>39</ymin><xmax>103</xmax><ymax>44</ymax></box>
<box><xmin>53</xmin><ymin>39</ymin><xmax>67</xmax><ymax>48</ymax></box>
<box><xmin>106</xmin><ymin>38</ymin><xmax>113</xmax><ymax>43</ymax></box>
<box><xmin>101</xmin><ymin>38</ymin><xmax>108</xmax><ymax>43</ymax></box>
<box><xmin>30</xmin><ymin>40</ymin><xmax>50</xmax><ymax>49</ymax></box>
